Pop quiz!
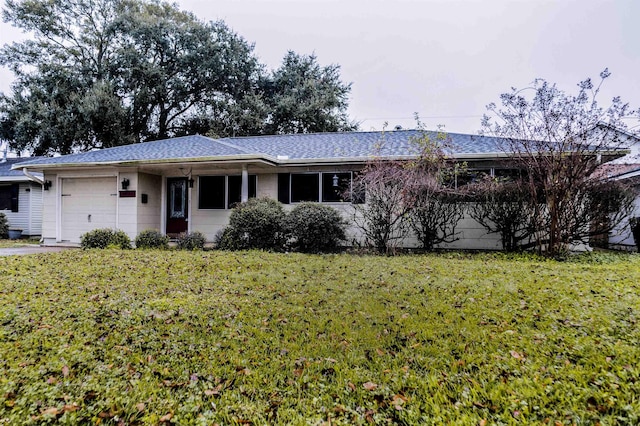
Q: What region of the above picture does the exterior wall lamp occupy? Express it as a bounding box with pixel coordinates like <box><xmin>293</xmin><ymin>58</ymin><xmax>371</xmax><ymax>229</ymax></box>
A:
<box><xmin>43</xmin><ymin>180</ymin><xmax>52</xmax><ymax>190</ymax></box>
<box><xmin>121</xmin><ymin>178</ymin><xmax>130</xmax><ymax>190</ymax></box>
<box><xmin>332</xmin><ymin>174</ymin><xmax>339</xmax><ymax>187</ymax></box>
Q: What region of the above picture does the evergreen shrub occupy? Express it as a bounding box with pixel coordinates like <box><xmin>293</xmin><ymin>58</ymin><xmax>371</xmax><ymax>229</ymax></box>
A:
<box><xmin>0</xmin><ymin>213</ymin><xmax>8</xmax><ymax>239</ymax></box>
<box><xmin>135</xmin><ymin>229</ymin><xmax>170</xmax><ymax>249</ymax></box>
<box><xmin>219</xmin><ymin>198</ymin><xmax>285</xmax><ymax>250</ymax></box>
<box><xmin>177</xmin><ymin>231</ymin><xmax>206</xmax><ymax>250</ymax></box>
<box><xmin>80</xmin><ymin>228</ymin><xmax>131</xmax><ymax>249</ymax></box>
<box><xmin>285</xmin><ymin>202</ymin><xmax>346</xmax><ymax>253</ymax></box>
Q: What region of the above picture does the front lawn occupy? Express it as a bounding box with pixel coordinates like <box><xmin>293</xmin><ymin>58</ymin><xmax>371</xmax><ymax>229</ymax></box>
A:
<box><xmin>1</xmin><ymin>250</ymin><xmax>639</xmax><ymax>424</ymax></box>
<box><xmin>0</xmin><ymin>238</ymin><xmax>40</xmax><ymax>248</ymax></box>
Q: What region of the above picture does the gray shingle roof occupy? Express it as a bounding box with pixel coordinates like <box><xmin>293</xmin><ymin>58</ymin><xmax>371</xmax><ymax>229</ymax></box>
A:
<box><xmin>15</xmin><ymin>135</ymin><xmax>251</xmax><ymax>168</ymax></box>
<box><xmin>1</xmin><ymin>158</ymin><xmax>42</xmax><ymax>178</ymax></box>
<box><xmin>221</xmin><ymin>130</ymin><xmax>504</xmax><ymax>160</ymax></box>
<box><xmin>12</xmin><ymin>130</ymin><xmax>510</xmax><ymax>169</ymax></box>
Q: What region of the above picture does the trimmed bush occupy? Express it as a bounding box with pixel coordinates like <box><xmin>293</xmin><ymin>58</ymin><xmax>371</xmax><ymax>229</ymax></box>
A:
<box><xmin>176</xmin><ymin>231</ymin><xmax>206</xmax><ymax>250</ymax></box>
<box><xmin>0</xmin><ymin>213</ymin><xmax>7</xmax><ymax>239</ymax></box>
<box><xmin>80</xmin><ymin>228</ymin><xmax>131</xmax><ymax>249</ymax></box>
<box><xmin>285</xmin><ymin>202</ymin><xmax>347</xmax><ymax>253</ymax></box>
<box><xmin>219</xmin><ymin>198</ymin><xmax>286</xmax><ymax>251</ymax></box>
<box><xmin>135</xmin><ymin>229</ymin><xmax>170</xmax><ymax>249</ymax></box>
<box><xmin>213</xmin><ymin>227</ymin><xmax>232</xmax><ymax>249</ymax></box>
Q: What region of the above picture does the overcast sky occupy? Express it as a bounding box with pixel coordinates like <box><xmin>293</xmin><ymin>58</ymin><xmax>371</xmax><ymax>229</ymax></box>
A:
<box><xmin>1</xmin><ymin>0</ymin><xmax>638</xmax><ymax>135</ymax></box>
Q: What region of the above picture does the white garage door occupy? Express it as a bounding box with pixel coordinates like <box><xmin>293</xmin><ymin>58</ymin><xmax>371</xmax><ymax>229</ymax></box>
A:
<box><xmin>61</xmin><ymin>177</ymin><xmax>117</xmax><ymax>243</ymax></box>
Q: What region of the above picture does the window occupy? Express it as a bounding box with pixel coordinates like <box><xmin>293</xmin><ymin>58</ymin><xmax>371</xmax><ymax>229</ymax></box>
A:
<box><xmin>0</xmin><ymin>184</ymin><xmax>18</xmax><ymax>212</ymax></box>
<box><xmin>455</xmin><ymin>169</ymin><xmax>490</xmax><ymax>188</ymax></box>
<box><xmin>199</xmin><ymin>175</ymin><xmax>256</xmax><ymax>210</ymax></box>
<box><xmin>278</xmin><ymin>172</ymin><xmax>363</xmax><ymax>204</ymax></box>
<box><xmin>494</xmin><ymin>168</ymin><xmax>526</xmax><ymax>181</ymax></box>
<box><xmin>322</xmin><ymin>172</ymin><xmax>351</xmax><ymax>202</ymax></box>
<box><xmin>199</xmin><ymin>176</ymin><xmax>225</xmax><ymax>209</ymax></box>
<box><xmin>291</xmin><ymin>174</ymin><xmax>320</xmax><ymax>202</ymax></box>
<box><xmin>227</xmin><ymin>175</ymin><xmax>257</xmax><ymax>208</ymax></box>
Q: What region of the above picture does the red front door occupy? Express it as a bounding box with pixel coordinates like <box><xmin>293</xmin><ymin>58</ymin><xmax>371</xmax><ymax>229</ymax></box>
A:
<box><xmin>166</xmin><ymin>178</ymin><xmax>188</xmax><ymax>236</ymax></box>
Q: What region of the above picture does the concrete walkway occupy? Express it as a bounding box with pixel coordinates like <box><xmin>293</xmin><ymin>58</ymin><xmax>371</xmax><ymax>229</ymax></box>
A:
<box><xmin>0</xmin><ymin>245</ymin><xmax>76</xmax><ymax>256</ymax></box>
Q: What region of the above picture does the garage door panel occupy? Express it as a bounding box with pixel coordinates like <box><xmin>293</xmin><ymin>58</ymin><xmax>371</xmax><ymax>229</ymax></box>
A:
<box><xmin>61</xmin><ymin>177</ymin><xmax>117</xmax><ymax>242</ymax></box>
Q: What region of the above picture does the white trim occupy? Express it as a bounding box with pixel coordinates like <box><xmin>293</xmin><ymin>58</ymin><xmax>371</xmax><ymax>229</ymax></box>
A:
<box><xmin>17</xmin><ymin>156</ymin><xmax>278</xmax><ymax>171</ymax></box>
<box><xmin>160</xmin><ymin>177</ymin><xmax>167</xmax><ymax>235</ymax></box>
<box><xmin>28</xmin><ymin>183</ymin><xmax>33</xmax><ymax>235</ymax></box>
<box><xmin>56</xmin><ymin>176</ymin><xmax>61</xmax><ymax>242</ymax></box>
<box><xmin>115</xmin><ymin>173</ymin><xmax>121</xmax><ymax>230</ymax></box>
<box><xmin>241</xmin><ymin>165</ymin><xmax>249</xmax><ymax>203</ymax></box>
<box><xmin>187</xmin><ymin>176</ymin><xmax>193</xmax><ymax>234</ymax></box>
<box><xmin>0</xmin><ymin>176</ymin><xmax>39</xmax><ymax>182</ymax></box>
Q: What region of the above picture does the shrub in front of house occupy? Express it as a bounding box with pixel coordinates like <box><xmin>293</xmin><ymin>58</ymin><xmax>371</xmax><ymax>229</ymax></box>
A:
<box><xmin>176</xmin><ymin>231</ymin><xmax>206</xmax><ymax>250</ymax></box>
<box><xmin>285</xmin><ymin>203</ymin><xmax>347</xmax><ymax>253</ymax></box>
<box><xmin>80</xmin><ymin>228</ymin><xmax>132</xmax><ymax>249</ymax></box>
<box><xmin>213</xmin><ymin>227</ymin><xmax>232</xmax><ymax>249</ymax></box>
<box><xmin>0</xmin><ymin>212</ymin><xmax>8</xmax><ymax>239</ymax></box>
<box><xmin>219</xmin><ymin>197</ymin><xmax>286</xmax><ymax>251</ymax></box>
<box><xmin>135</xmin><ymin>229</ymin><xmax>170</xmax><ymax>249</ymax></box>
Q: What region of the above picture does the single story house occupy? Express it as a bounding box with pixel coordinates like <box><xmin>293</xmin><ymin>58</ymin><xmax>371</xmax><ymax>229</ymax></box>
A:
<box><xmin>12</xmin><ymin>130</ymin><xmax>627</xmax><ymax>249</ymax></box>
<box><xmin>0</xmin><ymin>157</ymin><xmax>43</xmax><ymax>237</ymax></box>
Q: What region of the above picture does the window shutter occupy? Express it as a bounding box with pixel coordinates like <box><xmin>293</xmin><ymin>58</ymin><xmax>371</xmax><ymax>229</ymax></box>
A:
<box><xmin>10</xmin><ymin>184</ymin><xmax>19</xmax><ymax>212</ymax></box>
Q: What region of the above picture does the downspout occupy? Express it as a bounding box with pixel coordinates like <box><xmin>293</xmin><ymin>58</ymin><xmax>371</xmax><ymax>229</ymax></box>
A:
<box><xmin>22</xmin><ymin>168</ymin><xmax>45</xmax><ymax>185</ymax></box>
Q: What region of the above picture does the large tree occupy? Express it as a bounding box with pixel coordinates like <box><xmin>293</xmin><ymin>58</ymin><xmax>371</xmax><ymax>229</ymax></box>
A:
<box><xmin>262</xmin><ymin>51</ymin><xmax>357</xmax><ymax>134</ymax></box>
<box><xmin>0</xmin><ymin>0</ymin><xmax>356</xmax><ymax>154</ymax></box>
<box><xmin>481</xmin><ymin>70</ymin><xmax>638</xmax><ymax>256</ymax></box>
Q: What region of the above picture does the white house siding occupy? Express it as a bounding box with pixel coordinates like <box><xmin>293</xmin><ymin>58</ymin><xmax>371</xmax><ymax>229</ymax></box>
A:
<box><xmin>115</xmin><ymin>171</ymin><xmax>138</xmax><ymax>239</ymax></box>
<box><xmin>318</xmin><ymin>203</ymin><xmax>502</xmax><ymax>251</ymax></box>
<box><xmin>257</xmin><ymin>173</ymin><xmax>277</xmax><ymax>198</ymax></box>
<box><xmin>435</xmin><ymin>214</ymin><xmax>502</xmax><ymax>251</ymax></box>
<box><xmin>0</xmin><ymin>182</ymin><xmax>43</xmax><ymax>236</ymax></box>
<box><xmin>187</xmin><ymin>171</ymin><xmax>502</xmax><ymax>251</ymax></box>
<box><xmin>190</xmin><ymin>175</ymin><xmax>231</xmax><ymax>239</ymax></box>
<box><xmin>27</xmin><ymin>183</ymin><xmax>43</xmax><ymax>236</ymax></box>
<box><xmin>39</xmin><ymin>168</ymin><xmax>505</xmax><ymax>251</ymax></box>
<box><xmin>136</xmin><ymin>173</ymin><xmax>162</xmax><ymax>235</ymax></box>
<box><xmin>41</xmin><ymin>173</ymin><xmax>57</xmax><ymax>244</ymax></box>
<box><xmin>190</xmin><ymin>171</ymin><xmax>278</xmax><ymax>240</ymax></box>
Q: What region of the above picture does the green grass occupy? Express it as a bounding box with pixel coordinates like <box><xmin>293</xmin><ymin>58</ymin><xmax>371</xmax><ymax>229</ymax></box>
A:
<box><xmin>1</xmin><ymin>250</ymin><xmax>639</xmax><ymax>425</ymax></box>
<box><xmin>0</xmin><ymin>238</ymin><xmax>40</xmax><ymax>248</ymax></box>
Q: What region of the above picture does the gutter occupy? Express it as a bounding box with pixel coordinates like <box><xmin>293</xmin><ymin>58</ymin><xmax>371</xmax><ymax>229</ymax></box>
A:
<box><xmin>14</xmin><ymin>153</ymin><xmax>280</xmax><ymax>171</ymax></box>
<box><xmin>22</xmin><ymin>168</ymin><xmax>45</xmax><ymax>185</ymax></box>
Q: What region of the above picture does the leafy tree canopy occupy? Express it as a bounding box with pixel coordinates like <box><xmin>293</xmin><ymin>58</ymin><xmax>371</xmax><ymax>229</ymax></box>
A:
<box><xmin>0</xmin><ymin>0</ymin><xmax>356</xmax><ymax>155</ymax></box>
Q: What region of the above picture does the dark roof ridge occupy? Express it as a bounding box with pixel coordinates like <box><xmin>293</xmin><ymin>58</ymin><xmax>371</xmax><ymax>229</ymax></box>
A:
<box><xmin>209</xmin><ymin>136</ymin><xmax>255</xmax><ymax>154</ymax></box>
<box><xmin>220</xmin><ymin>129</ymin><xmax>427</xmax><ymax>142</ymax></box>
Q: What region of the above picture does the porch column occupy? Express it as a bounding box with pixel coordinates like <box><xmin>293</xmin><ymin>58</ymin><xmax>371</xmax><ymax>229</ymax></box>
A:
<box><xmin>241</xmin><ymin>165</ymin><xmax>249</xmax><ymax>203</ymax></box>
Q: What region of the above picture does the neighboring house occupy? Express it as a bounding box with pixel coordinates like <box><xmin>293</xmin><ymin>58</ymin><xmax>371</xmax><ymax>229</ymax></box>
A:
<box><xmin>599</xmin><ymin>135</ymin><xmax>640</xmax><ymax>250</ymax></box>
<box><xmin>0</xmin><ymin>157</ymin><xmax>44</xmax><ymax>237</ymax></box>
<box><xmin>12</xmin><ymin>130</ymin><xmax>626</xmax><ymax>248</ymax></box>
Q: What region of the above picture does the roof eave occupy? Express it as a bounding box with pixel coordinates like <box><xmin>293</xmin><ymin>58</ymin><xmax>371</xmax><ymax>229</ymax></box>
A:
<box><xmin>275</xmin><ymin>152</ymin><xmax>511</xmax><ymax>166</ymax></box>
<box><xmin>0</xmin><ymin>175</ymin><xmax>38</xmax><ymax>182</ymax></box>
<box><xmin>14</xmin><ymin>154</ymin><xmax>279</xmax><ymax>171</ymax></box>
